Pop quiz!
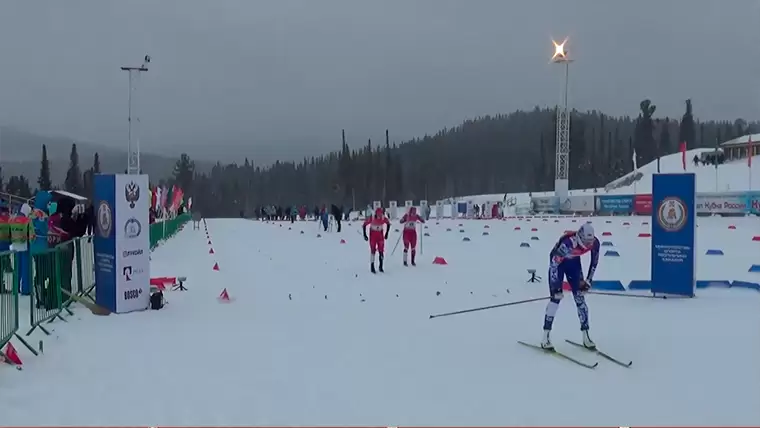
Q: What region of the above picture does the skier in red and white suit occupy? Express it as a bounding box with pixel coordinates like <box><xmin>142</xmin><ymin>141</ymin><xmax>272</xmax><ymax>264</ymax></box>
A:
<box><xmin>399</xmin><ymin>207</ymin><xmax>425</xmax><ymax>266</ymax></box>
<box><xmin>362</xmin><ymin>207</ymin><xmax>391</xmax><ymax>273</ymax></box>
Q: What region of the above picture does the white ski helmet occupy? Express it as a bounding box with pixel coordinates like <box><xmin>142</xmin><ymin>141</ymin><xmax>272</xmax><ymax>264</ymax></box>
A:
<box><xmin>577</xmin><ymin>222</ymin><xmax>595</xmax><ymax>246</ymax></box>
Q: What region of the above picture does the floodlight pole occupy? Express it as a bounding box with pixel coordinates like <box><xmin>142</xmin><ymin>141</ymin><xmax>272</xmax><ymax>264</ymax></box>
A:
<box><xmin>121</xmin><ymin>56</ymin><xmax>150</xmax><ymax>175</ymax></box>
<box><xmin>552</xmin><ymin>39</ymin><xmax>573</xmax><ymax>202</ymax></box>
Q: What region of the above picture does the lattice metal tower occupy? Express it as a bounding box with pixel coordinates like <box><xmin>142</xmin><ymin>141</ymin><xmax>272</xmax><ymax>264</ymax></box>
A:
<box><xmin>552</xmin><ymin>39</ymin><xmax>572</xmax><ymax>200</ymax></box>
<box><xmin>121</xmin><ymin>55</ymin><xmax>151</xmax><ymax>175</ymax></box>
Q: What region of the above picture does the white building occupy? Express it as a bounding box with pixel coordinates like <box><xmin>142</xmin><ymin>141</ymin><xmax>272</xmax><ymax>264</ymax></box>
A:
<box><xmin>720</xmin><ymin>133</ymin><xmax>760</xmax><ymax>161</ymax></box>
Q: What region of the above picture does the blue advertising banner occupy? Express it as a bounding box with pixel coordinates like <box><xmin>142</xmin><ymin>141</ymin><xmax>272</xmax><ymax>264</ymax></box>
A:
<box><xmin>651</xmin><ymin>174</ymin><xmax>696</xmax><ymax>297</ymax></box>
<box><xmin>94</xmin><ymin>174</ymin><xmax>117</xmax><ymax>312</ymax></box>
<box><xmin>747</xmin><ymin>191</ymin><xmax>760</xmax><ymax>215</ymax></box>
<box><xmin>94</xmin><ymin>174</ymin><xmax>151</xmax><ymax>313</ymax></box>
<box><xmin>595</xmin><ymin>195</ymin><xmax>633</xmax><ymax>213</ymax></box>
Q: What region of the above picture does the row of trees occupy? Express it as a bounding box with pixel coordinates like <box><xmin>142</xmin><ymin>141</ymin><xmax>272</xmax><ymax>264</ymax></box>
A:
<box><xmin>0</xmin><ymin>143</ymin><xmax>101</xmax><ymax>201</ymax></box>
<box><xmin>1</xmin><ymin>99</ymin><xmax>755</xmax><ymax>218</ymax></box>
<box><xmin>178</xmin><ymin>100</ymin><xmax>756</xmax><ymax>217</ymax></box>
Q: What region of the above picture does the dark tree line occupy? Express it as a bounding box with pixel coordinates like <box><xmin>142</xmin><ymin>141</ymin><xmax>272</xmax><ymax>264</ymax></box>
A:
<box><xmin>178</xmin><ymin>100</ymin><xmax>756</xmax><ymax>218</ymax></box>
<box><xmin>1</xmin><ymin>99</ymin><xmax>755</xmax><ymax>218</ymax></box>
<box><xmin>1</xmin><ymin>143</ymin><xmax>101</xmax><ymax>203</ymax></box>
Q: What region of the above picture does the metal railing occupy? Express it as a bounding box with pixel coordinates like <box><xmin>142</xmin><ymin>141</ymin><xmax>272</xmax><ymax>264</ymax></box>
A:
<box><xmin>0</xmin><ymin>214</ymin><xmax>191</xmax><ymax>361</ymax></box>
<box><xmin>150</xmin><ymin>213</ymin><xmax>191</xmax><ymax>249</ymax></box>
<box><xmin>27</xmin><ymin>245</ymin><xmax>66</xmax><ymax>335</ymax></box>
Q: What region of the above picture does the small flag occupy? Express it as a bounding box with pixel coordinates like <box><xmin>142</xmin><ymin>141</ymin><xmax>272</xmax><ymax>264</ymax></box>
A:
<box><xmin>679</xmin><ymin>142</ymin><xmax>687</xmax><ymax>171</ymax></box>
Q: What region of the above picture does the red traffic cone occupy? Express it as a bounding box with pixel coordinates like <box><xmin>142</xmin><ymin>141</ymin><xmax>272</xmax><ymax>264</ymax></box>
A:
<box><xmin>212</xmin><ymin>262</ymin><xmax>220</xmax><ymax>271</ymax></box>
<box><xmin>340</xmin><ymin>239</ymin><xmax>346</xmax><ymax>244</ymax></box>
<box><xmin>4</xmin><ymin>342</ymin><xmax>22</xmax><ymax>366</ymax></box>
<box><xmin>209</xmin><ymin>248</ymin><xmax>215</xmax><ymax>254</ymax></box>
<box><xmin>432</xmin><ymin>256</ymin><xmax>448</xmax><ymax>265</ymax></box>
<box><xmin>218</xmin><ymin>288</ymin><xmax>231</xmax><ymax>302</ymax></box>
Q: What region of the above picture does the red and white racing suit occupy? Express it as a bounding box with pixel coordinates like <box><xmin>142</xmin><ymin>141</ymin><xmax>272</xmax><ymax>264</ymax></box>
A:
<box><xmin>400</xmin><ymin>212</ymin><xmax>424</xmax><ymax>263</ymax></box>
<box><xmin>363</xmin><ymin>215</ymin><xmax>390</xmax><ymax>261</ymax></box>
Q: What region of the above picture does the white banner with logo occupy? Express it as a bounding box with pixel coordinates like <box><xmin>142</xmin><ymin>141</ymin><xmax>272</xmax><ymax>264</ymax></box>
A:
<box><xmin>114</xmin><ymin>174</ymin><xmax>151</xmax><ymax>313</ymax></box>
<box><xmin>560</xmin><ymin>195</ymin><xmax>595</xmax><ymax>213</ymax></box>
<box><xmin>388</xmin><ymin>201</ymin><xmax>398</xmax><ymax>219</ymax></box>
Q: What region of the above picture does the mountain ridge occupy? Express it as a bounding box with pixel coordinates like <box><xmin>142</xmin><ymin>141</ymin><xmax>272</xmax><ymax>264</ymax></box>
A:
<box><xmin>0</xmin><ymin>126</ymin><xmax>214</xmax><ymax>184</ymax></box>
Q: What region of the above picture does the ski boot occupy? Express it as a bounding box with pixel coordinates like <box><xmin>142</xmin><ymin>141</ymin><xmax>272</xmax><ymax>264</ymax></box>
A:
<box><xmin>581</xmin><ymin>330</ymin><xmax>596</xmax><ymax>350</ymax></box>
<box><xmin>378</xmin><ymin>254</ymin><xmax>384</xmax><ymax>272</ymax></box>
<box><xmin>540</xmin><ymin>330</ymin><xmax>554</xmax><ymax>350</ymax></box>
<box><xmin>403</xmin><ymin>251</ymin><xmax>408</xmax><ymax>267</ymax></box>
<box><xmin>370</xmin><ymin>262</ymin><xmax>376</xmax><ymax>274</ymax></box>
<box><xmin>411</xmin><ymin>251</ymin><xmax>416</xmax><ymax>266</ymax></box>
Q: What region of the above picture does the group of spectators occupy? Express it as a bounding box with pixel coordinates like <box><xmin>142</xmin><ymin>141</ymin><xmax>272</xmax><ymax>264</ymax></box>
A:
<box><xmin>0</xmin><ymin>191</ymin><xmax>91</xmax><ymax>309</ymax></box>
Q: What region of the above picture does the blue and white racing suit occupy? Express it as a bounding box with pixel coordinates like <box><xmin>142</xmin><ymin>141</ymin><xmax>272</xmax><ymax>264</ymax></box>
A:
<box><xmin>543</xmin><ymin>232</ymin><xmax>600</xmax><ymax>331</ymax></box>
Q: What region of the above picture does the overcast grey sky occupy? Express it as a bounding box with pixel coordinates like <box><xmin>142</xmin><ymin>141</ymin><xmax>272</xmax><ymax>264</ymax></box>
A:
<box><xmin>0</xmin><ymin>0</ymin><xmax>757</xmax><ymax>163</ymax></box>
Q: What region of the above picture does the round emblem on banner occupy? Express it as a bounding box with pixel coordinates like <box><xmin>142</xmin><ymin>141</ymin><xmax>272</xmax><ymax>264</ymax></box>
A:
<box><xmin>97</xmin><ymin>201</ymin><xmax>113</xmax><ymax>238</ymax></box>
<box><xmin>657</xmin><ymin>197</ymin><xmax>687</xmax><ymax>232</ymax></box>
<box><xmin>124</xmin><ymin>217</ymin><xmax>142</xmax><ymax>238</ymax></box>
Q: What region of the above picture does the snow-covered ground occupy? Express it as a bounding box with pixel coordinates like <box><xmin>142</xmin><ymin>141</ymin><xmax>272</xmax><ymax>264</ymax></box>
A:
<box><xmin>2</xmin><ymin>215</ymin><xmax>759</xmax><ymax>426</ymax></box>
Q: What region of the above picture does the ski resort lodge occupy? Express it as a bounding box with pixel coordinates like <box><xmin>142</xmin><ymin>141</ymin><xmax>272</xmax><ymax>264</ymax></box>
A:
<box><xmin>720</xmin><ymin>133</ymin><xmax>760</xmax><ymax>161</ymax></box>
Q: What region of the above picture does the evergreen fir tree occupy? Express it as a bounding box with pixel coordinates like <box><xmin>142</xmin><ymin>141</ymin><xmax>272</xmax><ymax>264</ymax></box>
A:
<box><xmin>172</xmin><ymin>153</ymin><xmax>195</xmax><ymax>195</ymax></box>
<box><xmin>38</xmin><ymin>144</ymin><xmax>52</xmax><ymax>191</ymax></box>
<box><xmin>679</xmin><ymin>99</ymin><xmax>696</xmax><ymax>149</ymax></box>
<box><xmin>93</xmin><ymin>152</ymin><xmax>101</xmax><ymax>174</ymax></box>
<box><xmin>8</xmin><ymin>175</ymin><xmax>32</xmax><ymax>198</ymax></box>
<box><xmin>64</xmin><ymin>143</ymin><xmax>83</xmax><ymax>194</ymax></box>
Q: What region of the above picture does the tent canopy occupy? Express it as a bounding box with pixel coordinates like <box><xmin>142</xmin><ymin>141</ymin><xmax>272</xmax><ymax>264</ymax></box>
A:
<box><xmin>52</xmin><ymin>190</ymin><xmax>88</xmax><ymax>202</ymax></box>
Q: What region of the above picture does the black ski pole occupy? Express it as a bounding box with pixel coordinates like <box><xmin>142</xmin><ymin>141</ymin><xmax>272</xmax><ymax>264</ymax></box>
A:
<box><xmin>429</xmin><ymin>296</ymin><xmax>549</xmax><ymax>319</ymax></box>
<box><xmin>587</xmin><ymin>291</ymin><xmax>670</xmax><ymax>299</ymax></box>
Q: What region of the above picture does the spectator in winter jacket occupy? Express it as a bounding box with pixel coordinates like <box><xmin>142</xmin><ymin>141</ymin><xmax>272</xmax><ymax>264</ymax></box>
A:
<box><xmin>0</xmin><ymin>203</ymin><xmax>10</xmax><ymax>254</ymax></box>
<box><xmin>30</xmin><ymin>191</ymin><xmax>53</xmax><ymax>307</ymax></box>
<box><xmin>49</xmin><ymin>197</ymin><xmax>88</xmax><ymax>299</ymax></box>
<box><xmin>330</xmin><ymin>204</ymin><xmax>343</xmax><ymax>232</ymax></box>
<box><xmin>320</xmin><ymin>207</ymin><xmax>329</xmax><ymax>231</ymax></box>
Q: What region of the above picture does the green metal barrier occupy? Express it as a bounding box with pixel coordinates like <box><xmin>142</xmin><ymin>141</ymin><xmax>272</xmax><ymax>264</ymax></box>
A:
<box><xmin>28</xmin><ymin>245</ymin><xmax>67</xmax><ymax>336</ymax></box>
<box><xmin>0</xmin><ymin>250</ymin><xmax>18</xmax><ymax>350</ymax></box>
<box><xmin>64</xmin><ymin>236</ymin><xmax>96</xmax><ymax>312</ymax></box>
<box><xmin>150</xmin><ymin>213</ymin><xmax>191</xmax><ymax>250</ymax></box>
<box><xmin>0</xmin><ymin>252</ymin><xmax>37</xmax><ymax>355</ymax></box>
<box><xmin>18</xmin><ymin>214</ymin><xmax>189</xmax><ymax>337</ymax></box>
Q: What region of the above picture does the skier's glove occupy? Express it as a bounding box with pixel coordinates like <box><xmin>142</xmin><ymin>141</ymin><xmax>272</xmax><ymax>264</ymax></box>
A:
<box><xmin>384</xmin><ymin>233</ymin><xmax>389</xmax><ymax>240</ymax></box>
<box><xmin>579</xmin><ymin>279</ymin><xmax>592</xmax><ymax>295</ymax></box>
<box><xmin>363</xmin><ymin>234</ymin><xmax>369</xmax><ymax>242</ymax></box>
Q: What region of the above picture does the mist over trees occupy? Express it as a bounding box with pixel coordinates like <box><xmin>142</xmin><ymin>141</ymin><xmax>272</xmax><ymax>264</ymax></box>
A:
<box><xmin>182</xmin><ymin>101</ymin><xmax>756</xmax><ymax>217</ymax></box>
<box><xmin>1</xmin><ymin>100</ymin><xmax>756</xmax><ymax>218</ymax></box>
